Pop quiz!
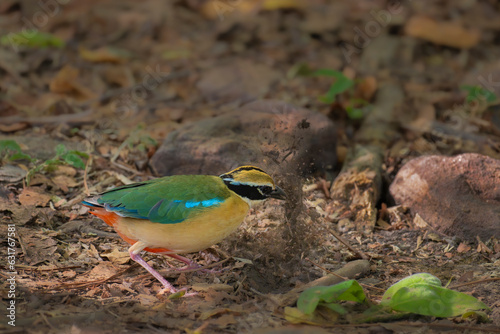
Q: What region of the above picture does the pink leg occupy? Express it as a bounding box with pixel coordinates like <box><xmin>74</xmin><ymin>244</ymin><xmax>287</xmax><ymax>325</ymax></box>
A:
<box><xmin>129</xmin><ymin>251</ymin><xmax>178</xmax><ymax>293</ymax></box>
<box><xmin>166</xmin><ymin>254</ymin><xmax>202</xmax><ymax>271</ymax></box>
<box><xmin>164</xmin><ymin>253</ymin><xmax>222</xmax><ymax>274</ymax></box>
<box><xmin>128</xmin><ymin>242</ymin><xmax>196</xmax><ymax>296</ymax></box>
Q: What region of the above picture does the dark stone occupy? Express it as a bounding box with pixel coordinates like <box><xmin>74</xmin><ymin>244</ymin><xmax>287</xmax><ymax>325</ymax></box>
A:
<box><xmin>389</xmin><ymin>153</ymin><xmax>500</xmax><ymax>241</ymax></box>
<box><xmin>150</xmin><ymin>100</ymin><xmax>336</xmax><ymax>176</ymax></box>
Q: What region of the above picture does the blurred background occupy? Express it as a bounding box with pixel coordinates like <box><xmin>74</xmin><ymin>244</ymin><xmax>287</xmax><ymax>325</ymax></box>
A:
<box><xmin>1</xmin><ymin>1</ymin><xmax>500</xmax><ymax>332</ymax></box>
<box><xmin>1</xmin><ymin>0</ymin><xmax>499</xmax><ymax>172</ymax></box>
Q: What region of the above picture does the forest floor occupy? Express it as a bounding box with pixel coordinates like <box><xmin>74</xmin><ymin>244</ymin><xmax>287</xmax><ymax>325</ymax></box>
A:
<box><xmin>0</xmin><ymin>1</ymin><xmax>499</xmax><ymax>333</ymax></box>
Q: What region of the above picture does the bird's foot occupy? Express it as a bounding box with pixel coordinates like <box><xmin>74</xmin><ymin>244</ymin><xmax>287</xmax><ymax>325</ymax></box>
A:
<box><xmin>166</xmin><ymin>260</ymin><xmax>220</xmax><ymax>274</ymax></box>
<box><xmin>164</xmin><ymin>253</ymin><xmax>217</xmax><ymax>273</ymax></box>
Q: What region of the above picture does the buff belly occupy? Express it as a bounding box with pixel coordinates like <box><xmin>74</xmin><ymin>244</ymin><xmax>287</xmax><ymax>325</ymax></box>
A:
<box><xmin>113</xmin><ymin>196</ymin><xmax>249</xmax><ymax>254</ymax></box>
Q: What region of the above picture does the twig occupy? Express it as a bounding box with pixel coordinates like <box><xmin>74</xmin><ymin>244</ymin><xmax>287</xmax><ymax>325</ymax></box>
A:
<box><xmin>324</xmin><ymin>322</ymin><xmax>500</xmax><ymax>332</ymax></box>
<box><xmin>319</xmin><ymin>179</ymin><xmax>331</xmax><ymax>199</ymax></box>
<box><xmin>38</xmin><ymin>312</ymin><xmax>54</xmax><ymax>329</ymax></box>
<box><xmin>305</xmin><ymin>257</ymin><xmax>346</xmax><ymax>280</ymax></box>
<box><xmin>110</xmin><ymin>140</ymin><xmax>129</xmax><ymax>163</ymax></box>
<box><xmin>449</xmin><ymin>277</ymin><xmax>500</xmax><ymax>289</ymax></box>
<box><xmin>51</xmin><ymin>264</ymin><xmax>139</xmax><ymax>290</ymax></box>
<box><xmin>111</xmin><ymin>161</ymin><xmax>143</xmax><ymax>175</ymax></box>
<box><xmin>273</xmin><ymin>313</ymin><xmax>500</xmax><ymax>333</ymax></box>
<box><xmin>328</xmin><ymin>227</ymin><xmax>370</xmax><ymax>260</ymax></box>
<box><xmin>83</xmin><ymin>154</ymin><xmax>93</xmax><ymax>196</ymax></box>
<box><xmin>276</xmin><ymin>260</ymin><xmax>371</xmax><ymax>306</ymax></box>
<box><xmin>14</xmin><ymin>265</ymin><xmax>83</xmax><ymax>272</ymax></box>
<box><xmin>16</xmin><ymin>230</ymin><xmax>28</xmax><ymax>260</ymax></box>
<box><xmin>0</xmin><ymin>110</ymin><xmax>95</xmax><ymax>125</ymax></box>
<box><xmin>306</xmin><ymin>257</ymin><xmax>385</xmax><ymax>292</ymax></box>
<box><xmin>158</xmin><ymin>258</ymin><xmax>231</xmax><ymax>276</ymax></box>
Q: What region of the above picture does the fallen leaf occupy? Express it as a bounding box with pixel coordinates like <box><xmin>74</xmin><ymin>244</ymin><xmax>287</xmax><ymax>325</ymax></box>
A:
<box><xmin>101</xmin><ymin>248</ymin><xmax>131</xmax><ymax>265</ymax></box>
<box><xmin>52</xmin><ymin>175</ymin><xmax>78</xmax><ymax>193</ymax></box>
<box><xmin>262</xmin><ymin>0</ymin><xmax>304</xmax><ymax>11</ymax></box>
<box><xmin>87</xmin><ymin>262</ymin><xmax>119</xmax><ymax>280</ymax></box>
<box><xmin>79</xmin><ymin>46</ymin><xmax>129</xmax><ymax>64</ymax></box>
<box><xmin>457</xmin><ymin>271</ymin><xmax>474</xmax><ymax>283</ymax></box>
<box><xmin>0</xmin><ymin>122</ymin><xmax>29</xmax><ymax>132</ymax></box>
<box><xmin>49</xmin><ymin>65</ymin><xmax>79</xmax><ymax>94</ymax></box>
<box><xmin>355</xmin><ymin>76</ymin><xmax>377</xmax><ymax>101</ymax></box>
<box><xmin>405</xmin><ymin>16</ymin><xmax>480</xmax><ymax>49</ymax></box>
<box><xmin>49</xmin><ymin>65</ymin><xmax>96</xmax><ymax>99</ymax></box>
<box><xmin>476</xmin><ymin>237</ymin><xmax>493</xmax><ymax>254</ymax></box>
<box><xmin>0</xmin><ymin>165</ymin><xmax>26</xmax><ymax>182</ymax></box>
<box><xmin>413</xmin><ymin>214</ymin><xmax>429</xmax><ymax>228</ymax></box>
<box><xmin>200</xmin><ymin>308</ymin><xmax>239</xmax><ymax>320</ymax></box>
<box><xmin>457</xmin><ymin>242</ymin><xmax>471</xmax><ymax>253</ymax></box>
<box><xmin>61</xmin><ymin>270</ymin><xmax>77</xmax><ymax>279</ymax></box>
<box><xmin>54</xmin><ymin>165</ymin><xmax>77</xmax><ymax>176</ymax></box>
<box><xmin>137</xmin><ymin>294</ymin><xmax>158</xmax><ymax>307</ymax></box>
<box><xmin>102</xmin><ymin>66</ymin><xmax>134</xmax><ymax>87</ymax></box>
<box><xmin>191</xmin><ymin>283</ymin><xmax>234</xmax><ymax>292</ymax></box>
<box><xmin>415</xmin><ymin>235</ymin><xmax>423</xmax><ymax>251</ymax></box>
<box><xmin>19</xmin><ymin>227</ymin><xmax>59</xmax><ymax>265</ymax></box>
<box><xmin>19</xmin><ymin>187</ymin><xmax>52</xmax><ymax>207</ymax></box>
<box><xmin>211</xmin><ymin>314</ymin><xmax>238</xmax><ymax>327</ymax></box>
<box><xmin>376</xmin><ymin>218</ymin><xmax>391</xmax><ymax>230</ymax></box>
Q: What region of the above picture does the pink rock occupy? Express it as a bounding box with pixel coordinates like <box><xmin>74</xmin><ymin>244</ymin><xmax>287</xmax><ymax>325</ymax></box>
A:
<box><xmin>389</xmin><ymin>153</ymin><xmax>500</xmax><ymax>241</ymax></box>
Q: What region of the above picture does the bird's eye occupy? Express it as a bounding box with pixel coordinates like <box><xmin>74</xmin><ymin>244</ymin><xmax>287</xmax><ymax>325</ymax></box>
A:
<box><xmin>258</xmin><ymin>186</ymin><xmax>273</xmax><ymax>195</ymax></box>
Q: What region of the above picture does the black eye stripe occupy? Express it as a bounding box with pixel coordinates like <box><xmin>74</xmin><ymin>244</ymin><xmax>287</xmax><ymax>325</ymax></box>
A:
<box><xmin>258</xmin><ymin>186</ymin><xmax>273</xmax><ymax>194</ymax></box>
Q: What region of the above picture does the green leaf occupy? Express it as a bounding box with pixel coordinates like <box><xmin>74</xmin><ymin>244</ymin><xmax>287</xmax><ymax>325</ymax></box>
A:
<box><xmin>461</xmin><ymin>85</ymin><xmax>497</xmax><ymax>104</ymax></box>
<box><xmin>387</xmin><ymin>284</ymin><xmax>490</xmax><ymax>317</ymax></box>
<box><xmin>285</xmin><ymin>307</ymin><xmax>319</xmax><ymax>325</ymax></box>
<box><xmin>322</xmin><ymin>302</ymin><xmax>347</xmax><ymax>315</ymax></box>
<box><xmin>462</xmin><ymin>310</ymin><xmax>490</xmax><ymax>322</ymax></box>
<box><xmin>381</xmin><ymin>273</ymin><xmax>442</xmax><ymax>304</ymax></box>
<box><xmin>63</xmin><ymin>152</ymin><xmax>86</xmax><ymax>169</ymax></box>
<box><xmin>55</xmin><ymin>144</ymin><xmax>67</xmax><ymax>157</ymax></box>
<box><xmin>345</xmin><ymin>106</ymin><xmax>365</xmax><ymax>120</ymax></box>
<box><xmin>287</xmin><ymin>62</ymin><xmax>314</xmax><ymax>79</ymax></box>
<box><xmin>0</xmin><ymin>140</ymin><xmax>22</xmax><ymax>154</ymax></box>
<box><xmin>311</xmin><ymin>69</ymin><xmax>354</xmax><ymax>104</ymax></box>
<box><xmin>0</xmin><ymin>140</ymin><xmax>34</xmax><ymax>161</ymax></box>
<box><xmin>1</xmin><ymin>31</ymin><xmax>64</xmax><ymax>48</ymax></box>
<box><xmin>168</xmin><ymin>290</ymin><xmax>186</xmax><ymax>299</ymax></box>
<box><xmin>284</xmin><ymin>306</ymin><xmax>340</xmax><ymax>325</ymax></box>
<box><xmin>297</xmin><ymin>280</ymin><xmax>366</xmax><ymax>315</ymax></box>
<box><xmin>8</xmin><ymin>152</ymin><xmax>33</xmax><ymax>161</ymax></box>
<box><xmin>67</xmin><ymin>150</ymin><xmax>89</xmax><ymax>159</ymax></box>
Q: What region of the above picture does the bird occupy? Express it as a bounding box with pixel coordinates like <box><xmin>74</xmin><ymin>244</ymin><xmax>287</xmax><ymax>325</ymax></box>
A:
<box><xmin>82</xmin><ymin>165</ymin><xmax>286</xmax><ymax>295</ymax></box>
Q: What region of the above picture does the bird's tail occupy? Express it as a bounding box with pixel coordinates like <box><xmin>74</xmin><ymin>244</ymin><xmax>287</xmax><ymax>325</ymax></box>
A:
<box><xmin>81</xmin><ymin>196</ymin><xmax>103</xmax><ymax>208</ymax></box>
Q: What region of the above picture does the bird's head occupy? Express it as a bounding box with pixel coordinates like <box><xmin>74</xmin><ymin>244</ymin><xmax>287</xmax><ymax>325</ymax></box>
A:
<box><xmin>220</xmin><ymin>166</ymin><xmax>286</xmax><ymax>206</ymax></box>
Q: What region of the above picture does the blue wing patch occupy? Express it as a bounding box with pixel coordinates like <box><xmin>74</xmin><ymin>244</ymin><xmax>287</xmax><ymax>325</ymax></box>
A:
<box><xmin>102</xmin><ymin>197</ymin><xmax>224</xmax><ymax>224</ymax></box>
<box><xmin>183</xmin><ymin>198</ymin><xmax>224</xmax><ymax>208</ymax></box>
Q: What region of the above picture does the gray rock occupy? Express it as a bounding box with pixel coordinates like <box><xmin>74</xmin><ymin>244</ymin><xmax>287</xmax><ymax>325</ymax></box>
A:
<box><xmin>150</xmin><ymin>100</ymin><xmax>336</xmax><ymax>176</ymax></box>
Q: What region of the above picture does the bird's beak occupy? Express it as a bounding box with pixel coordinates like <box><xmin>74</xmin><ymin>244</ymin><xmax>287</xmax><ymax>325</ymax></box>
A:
<box><xmin>269</xmin><ymin>186</ymin><xmax>286</xmax><ymax>200</ymax></box>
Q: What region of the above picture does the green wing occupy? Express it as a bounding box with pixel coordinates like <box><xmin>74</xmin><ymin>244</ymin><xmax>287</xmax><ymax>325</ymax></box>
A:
<box><xmin>96</xmin><ymin>175</ymin><xmax>230</xmax><ymax>224</ymax></box>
